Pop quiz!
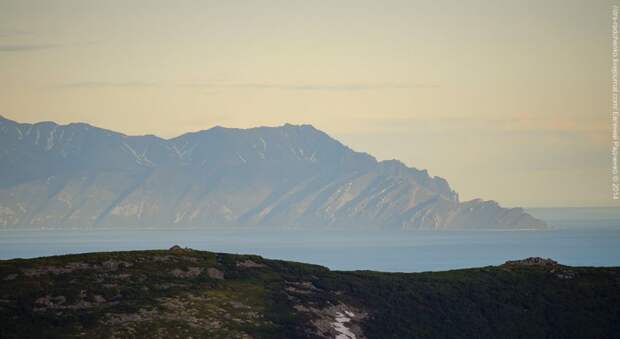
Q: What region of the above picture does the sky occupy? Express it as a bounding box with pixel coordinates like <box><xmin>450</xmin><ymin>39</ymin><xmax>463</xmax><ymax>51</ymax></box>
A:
<box><xmin>0</xmin><ymin>0</ymin><xmax>616</xmax><ymax>208</ymax></box>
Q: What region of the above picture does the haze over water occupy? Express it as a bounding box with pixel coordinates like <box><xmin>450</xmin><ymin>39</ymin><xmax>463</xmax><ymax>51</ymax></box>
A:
<box><xmin>1</xmin><ymin>207</ymin><xmax>618</xmax><ymax>272</ymax></box>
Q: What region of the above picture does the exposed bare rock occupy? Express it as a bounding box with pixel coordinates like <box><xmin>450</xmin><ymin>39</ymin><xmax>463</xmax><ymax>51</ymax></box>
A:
<box><xmin>105</xmin><ymin>308</ymin><xmax>160</xmax><ymax>325</ymax></box>
<box><xmin>93</xmin><ymin>295</ymin><xmax>107</xmax><ymax>303</ymax></box>
<box><xmin>294</xmin><ymin>302</ymin><xmax>367</xmax><ymax>339</ymax></box>
<box><xmin>170</xmin><ymin>267</ymin><xmax>203</xmax><ymax>278</ymax></box>
<box><xmin>207</xmin><ymin>267</ymin><xmax>224</xmax><ymax>280</ymax></box>
<box><xmin>66</xmin><ymin>262</ymin><xmax>92</xmax><ymax>270</ymax></box>
<box><xmin>286</xmin><ymin>286</ymin><xmax>313</xmax><ymax>295</ymax></box>
<box><xmin>551</xmin><ymin>268</ymin><xmax>577</xmax><ymax>280</ymax></box>
<box><xmin>503</xmin><ymin>257</ymin><xmax>559</xmax><ymax>267</ymax></box>
<box><xmin>21</xmin><ymin>260</ymin><xmax>132</xmax><ymax>277</ymax></box>
<box><xmin>34</xmin><ymin>291</ymin><xmax>115</xmax><ymax>312</ymax></box>
<box><xmin>236</xmin><ymin>259</ymin><xmax>266</xmax><ymax>268</ymax></box>
<box><xmin>23</xmin><ymin>265</ymin><xmax>79</xmax><ymax>276</ymax></box>
<box><xmin>35</xmin><ymin>295</ymin><xmax>66</xmax><ymax>309</ymax></box>
<box><xmin>3</xmin><ymin>273</ymin><xmax>17</xmax><ymax>281</ymax></box>
<box><xmin>285</xmin><ymin>281</ymin><xmax>321</xmax><ymax>295</ymax></box>
<box><xmin>169</xmin><ymin>245</ymin><xmax>194</xmax><ymax>252</ymax></box>
<box><xmin>102</xmin><ymin>260</ymin><xmax>133</xmax><ymax>271</ymax></box>
<box><xmin>151</xmin><ymin>255</ymin><xmax>174</xmax><ymax>262</ymax></box>
<box><xmin>228</xmin><ymin>301</ymin><xmax>251</xmax><ymax>309</ymax></box>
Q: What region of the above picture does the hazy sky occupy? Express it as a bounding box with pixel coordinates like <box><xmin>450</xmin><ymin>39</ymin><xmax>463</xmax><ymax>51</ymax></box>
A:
<box><xmin>0</xmin><ymin>0</ymin><xmax>615</xmax><ymax>207</ymax></box>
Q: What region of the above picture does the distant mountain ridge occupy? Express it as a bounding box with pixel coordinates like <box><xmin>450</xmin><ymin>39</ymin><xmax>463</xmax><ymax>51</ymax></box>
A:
<box><xmin>0</xmin><ymin>116</ymin><xmax>545</xmax><ymax>229</ymax></box>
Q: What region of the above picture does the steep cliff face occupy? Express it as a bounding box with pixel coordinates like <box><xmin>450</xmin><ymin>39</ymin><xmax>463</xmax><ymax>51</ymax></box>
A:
<box><xmin>0</xmin><ymin>116</ymin><xmax>545</xmax><ymax>229</ymax></box>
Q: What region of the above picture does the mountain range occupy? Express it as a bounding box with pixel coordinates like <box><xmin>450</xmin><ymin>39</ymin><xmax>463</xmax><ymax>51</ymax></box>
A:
<box><xmin>0</xmin><ymin>115</ymin><xmax>545</xmax><ymax>229</ymax></box>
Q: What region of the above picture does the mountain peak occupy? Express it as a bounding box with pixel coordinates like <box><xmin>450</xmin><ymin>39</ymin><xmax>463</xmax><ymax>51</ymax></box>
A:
<box><xmin>281</xmin><ymin>122</ymin><xmax>318</xmax><ymax>130</ymax></box>
<box><xmin>0</xmin><ymin>118</ymin><xmax>546</xmax><ymax>230</ymax></box>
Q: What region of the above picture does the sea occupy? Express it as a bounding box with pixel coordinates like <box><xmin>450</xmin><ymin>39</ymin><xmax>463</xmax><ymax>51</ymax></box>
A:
<box><xmin>0</xmin><ymin>207</ymin><xmax>618</xmax><ymax>272</ymax></box>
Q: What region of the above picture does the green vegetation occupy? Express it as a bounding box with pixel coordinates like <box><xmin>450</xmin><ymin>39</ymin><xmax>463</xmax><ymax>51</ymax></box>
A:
<box><xmin>0</xmin><ymin>249</ymin><xmax>618</xmax><ymax>338</ymax></box>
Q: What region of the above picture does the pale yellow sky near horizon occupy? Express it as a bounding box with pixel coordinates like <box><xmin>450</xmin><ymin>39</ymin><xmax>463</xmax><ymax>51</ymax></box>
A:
<box><xmin>0</xmin><ymin>0</ymin><xmax>616</xmax><ymax>208</ymax></box>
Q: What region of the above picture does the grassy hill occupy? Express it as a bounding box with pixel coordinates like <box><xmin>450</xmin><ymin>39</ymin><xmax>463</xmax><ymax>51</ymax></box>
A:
<box><xmin>0</xmin><ymin>248</ymin><xmax>618</xmax><ymax>338</ymax></box>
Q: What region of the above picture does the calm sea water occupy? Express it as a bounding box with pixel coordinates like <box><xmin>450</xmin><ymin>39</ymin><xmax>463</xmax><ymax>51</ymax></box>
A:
<box><xmin>0</xmin><ymin>207</ymin><xmax>618</xmax><ymax>272</ymax></box>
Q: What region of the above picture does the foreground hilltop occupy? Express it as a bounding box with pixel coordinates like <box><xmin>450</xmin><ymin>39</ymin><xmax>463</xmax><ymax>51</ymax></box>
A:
<box><xmin>0</xmin><ymin>249</ymin><xmax>618</xmax><ymax>338</ymax></box>
<box><xmin>0</xmin><ymin>116</ymin><xmax>544</xmax><ymax>229</ymax></box>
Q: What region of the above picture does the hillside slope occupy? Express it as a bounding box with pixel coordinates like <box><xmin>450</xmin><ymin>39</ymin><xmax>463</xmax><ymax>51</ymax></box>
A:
<box><xmin>0</xmin><ymin>249</ymin><xmax>618</xmax><ymax>338</ymax></box>
<box><xmin>0</xmin><ymin>116</ymin><xmax>545</xmax><ymax>229</ymax></box>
